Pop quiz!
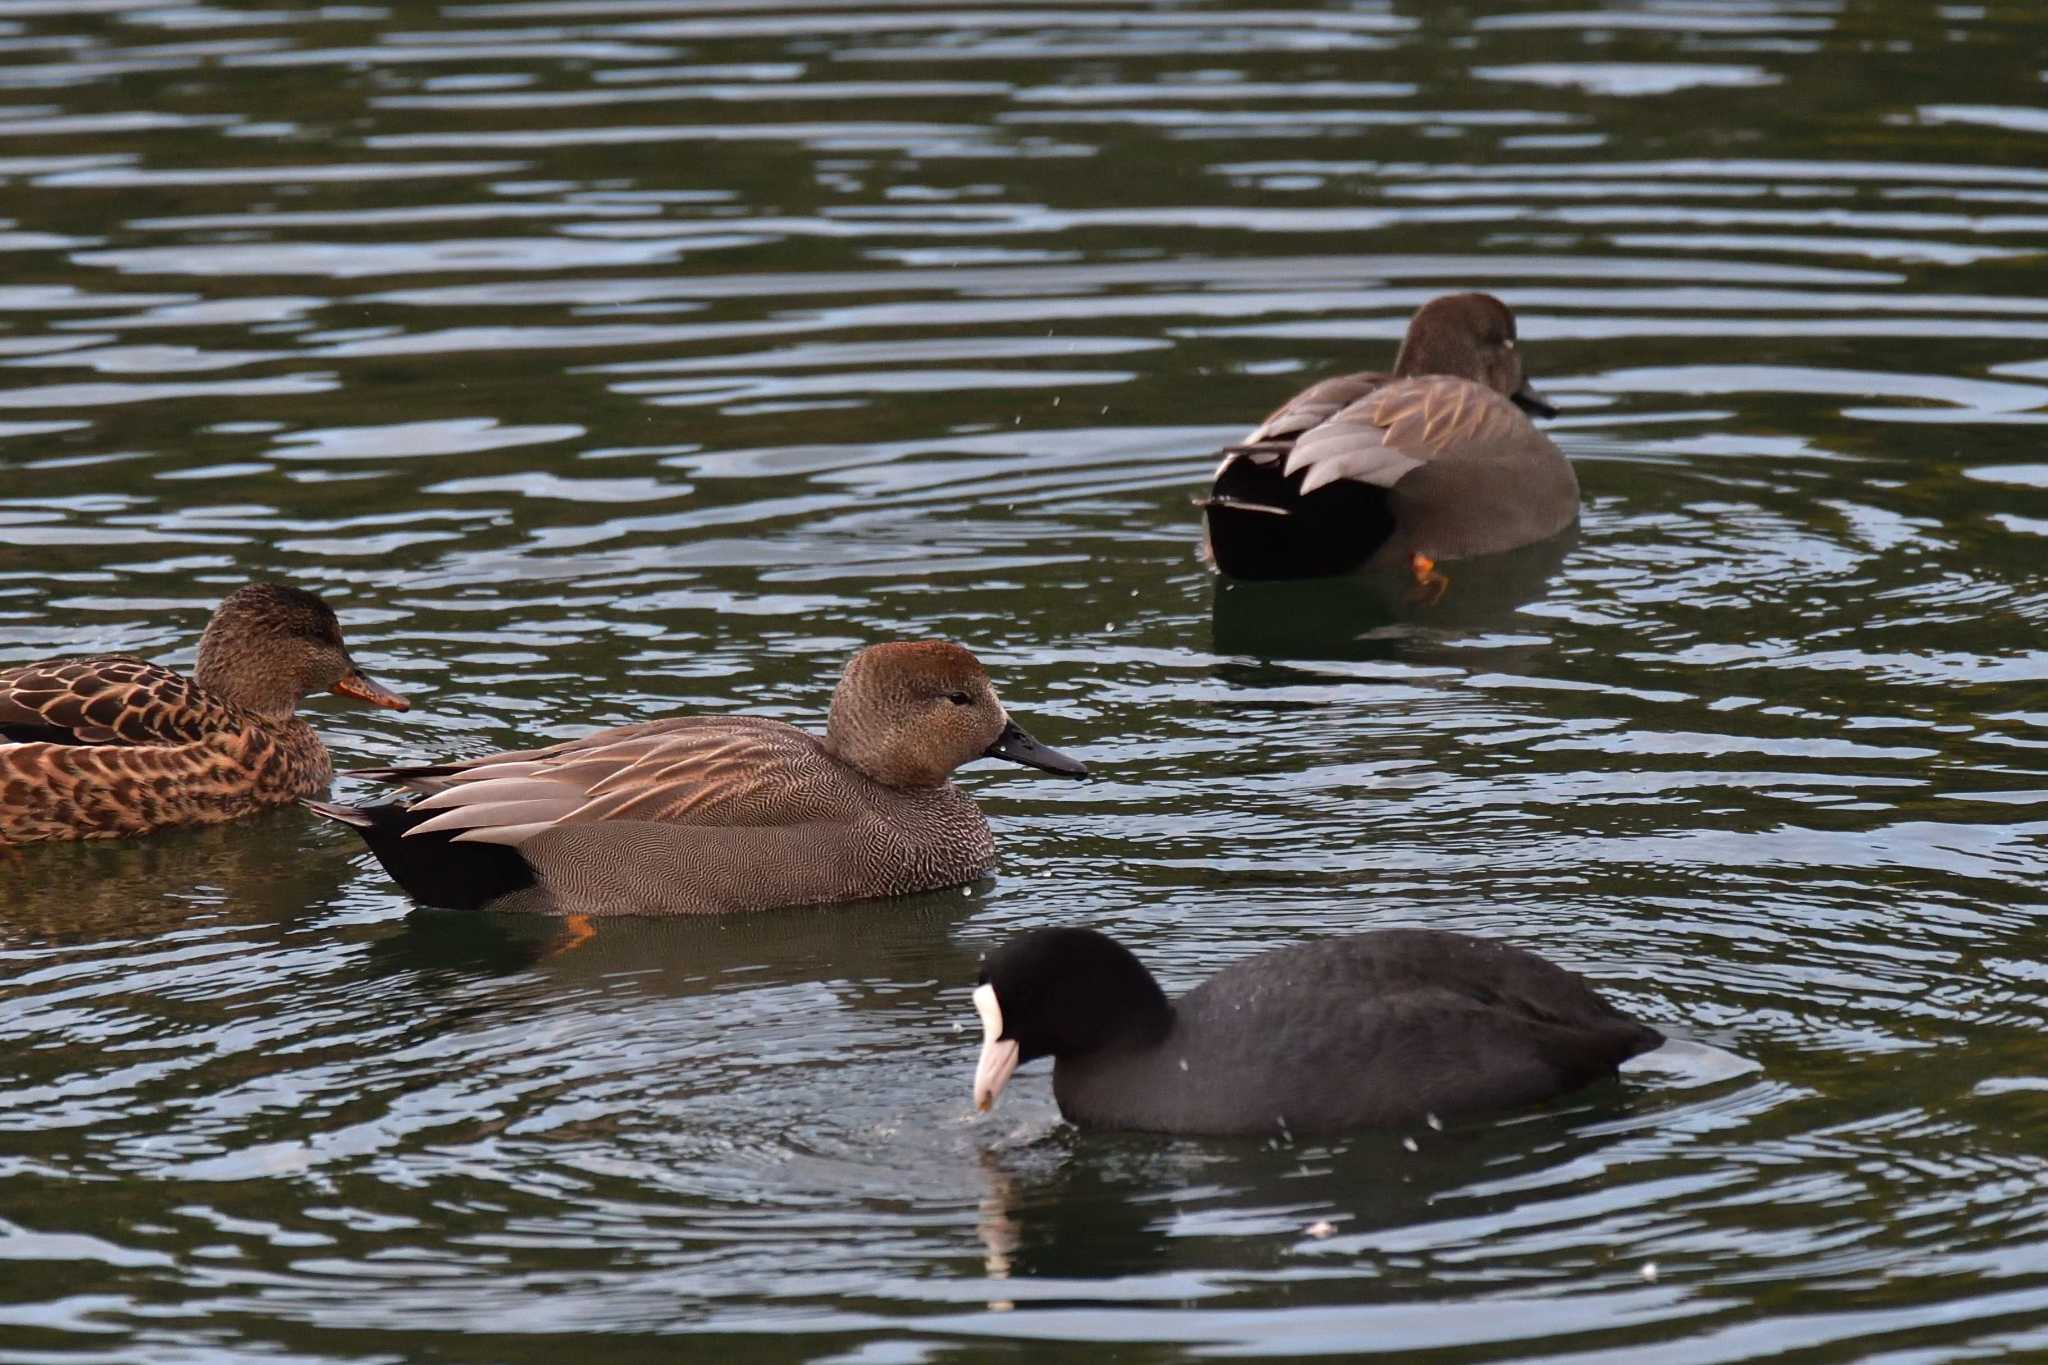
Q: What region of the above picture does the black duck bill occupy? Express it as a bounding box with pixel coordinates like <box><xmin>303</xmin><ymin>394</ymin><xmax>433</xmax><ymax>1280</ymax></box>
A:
<box><xmin>1512</xmin><ymin>380</ymin><xmax>1558</xmax><ymax>420</ymax></box>
<box><xmin>982</xmin><ymin>718</ymin><xmax>1087</xmax><ymax>777</ymax></box>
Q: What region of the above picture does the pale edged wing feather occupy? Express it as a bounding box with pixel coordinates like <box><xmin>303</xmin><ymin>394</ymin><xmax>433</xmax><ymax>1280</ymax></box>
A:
<box><xmin>1245</xmin><ymin>372</ymin><xmax>1386</xmax><ymax>445</ymax></box>
<box><xmin>352</xmin><ymin>715</ymin><xmax>785</xmax><ymax>794</ymax></box>
<box><xmin>394</xmin><ymin>717</ymin><xmax>832</xmax><ymax>847</ymax></box>
<box><xmin>1366</xmin><ymin>377</ymin><xmax>1533</xmax><ymax>467</ymax></box>
<box><xmin>1283</xmin><ymin>414</ymin><xmax>1427</xmax><ymax>494</ymax></box>
<box><xmin>1282</xmin><ymin>378</ymin><xmax>1532</xmax><ymax>495</ymax></box>
<box><xmin>452</xmin><ymin>820</ymin><xmax>560</xmax><ymax>847</ymax></box>
<box><xmin>1209</xmin><ymin>372</ymin><xmax>1390</xmax><ymax>493</ymax></box>
<box><xmin>411</xmin><ymin>797</ymin><xmax>586</xmax><ymax>836</ymax></box>
<box><xmin>0</xmin><ymin>657</ymin><xmax>239</xmax><ymax>747</ymax></box>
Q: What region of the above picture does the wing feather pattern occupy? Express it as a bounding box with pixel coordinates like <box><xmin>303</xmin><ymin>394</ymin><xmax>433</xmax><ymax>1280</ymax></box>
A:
<box><xmin>362</xmin><ymin>717</ymin><xmax>834</xmax><ymax>847</ymax></box>
<box><xmin>0</xmin><ymin>658</ymin><xmax>241</xmax><ymax>748</ymax></box>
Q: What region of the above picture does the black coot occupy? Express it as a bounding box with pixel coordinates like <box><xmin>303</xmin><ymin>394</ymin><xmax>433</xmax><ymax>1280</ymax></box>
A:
<box><xmin>972</xmin><ymin>927</ymin><xmax>1664</xmax><ymax>1136</ymax></box>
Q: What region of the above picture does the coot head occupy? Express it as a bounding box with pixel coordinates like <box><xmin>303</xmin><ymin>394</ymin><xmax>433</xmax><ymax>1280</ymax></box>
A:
<box><xmin>972</xmin><ymin>927</ymin><xmax>1172</xmax><ymax>1112</ymax></box>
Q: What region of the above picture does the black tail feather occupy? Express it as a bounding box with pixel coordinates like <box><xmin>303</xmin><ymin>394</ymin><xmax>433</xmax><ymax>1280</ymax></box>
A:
<box><xmin>303</xmin><ymin>798</ymin><xmax>537</xmax><ymax>911</ymax></box>
<box><xmin>1203</xmin><ymin>449</ymin><xmax>1396</xmax><ymax>580</ymax></box>
<box><xmin>342</xmin><ymin>763</ymin><xmax>468</xmax><ymax>783</ymax></box>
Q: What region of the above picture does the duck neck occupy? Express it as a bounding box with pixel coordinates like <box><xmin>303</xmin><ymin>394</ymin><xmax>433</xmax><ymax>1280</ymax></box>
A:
<box><xmin>193</xmin><ymin>633</ymin><xmax>301</xmax><ymax>720</ymax></box>
<box><xmin>1391</xmin><ymin>329</ymin><xmax>1460</xmax><ymax>381</ymax></box>
<box><xmin>824</xmin><ymin>710</ymin><xmax>947</xmax><ymax>788</ymax></box>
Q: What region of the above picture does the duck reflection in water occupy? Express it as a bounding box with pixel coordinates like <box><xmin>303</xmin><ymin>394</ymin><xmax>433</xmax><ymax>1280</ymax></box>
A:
<box><xmin>362</xmin><ymin>882</ymin><xmax>986</xmax><ymax>987</ymax></box>
<box><xmin>1209</xmin><ymin>528</ymin><xmax>1577</xmax><ymax>662</ymax></box>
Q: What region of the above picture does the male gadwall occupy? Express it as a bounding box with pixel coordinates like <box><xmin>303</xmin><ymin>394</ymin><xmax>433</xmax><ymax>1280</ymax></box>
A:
<box><xmin>0</xmin><ymin>583</ymin><xmax>409</xmax><ymax>844</ymax></box>
<box><xmin>1201</xmin><ymin>293</ymin><xmax>1578</xmax><ymax>595</ymax></box>
<box><xmin>307</xmin><ymin>640</ymin><xmax>1087</xmax><ymax>916</ymax></box>
<box><xmin>971</xmin><ymin>926</ymin><xmax>1663</xmax><ymax>1136</ymax></box>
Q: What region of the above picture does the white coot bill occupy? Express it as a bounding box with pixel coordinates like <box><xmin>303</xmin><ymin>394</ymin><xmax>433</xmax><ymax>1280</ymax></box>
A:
<box><xmin>972</xmin><ymin>982</ymin><xmax>1019</xmax><ymax>1112</ymax></box>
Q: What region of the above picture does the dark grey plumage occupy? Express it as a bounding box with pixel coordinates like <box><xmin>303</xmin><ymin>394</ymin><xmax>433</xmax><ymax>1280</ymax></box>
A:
<box><xmin>973</xmin><ymin>927</ymin><xmax>1663</xmax><ymax>1137</ymax></box>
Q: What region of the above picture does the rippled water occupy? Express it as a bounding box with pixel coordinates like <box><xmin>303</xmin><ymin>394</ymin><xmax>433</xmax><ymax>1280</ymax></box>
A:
<box><xmin>6</xmin><ymin>0</ymin><xmax>2048</xmax><ymax>1358</ymax></box>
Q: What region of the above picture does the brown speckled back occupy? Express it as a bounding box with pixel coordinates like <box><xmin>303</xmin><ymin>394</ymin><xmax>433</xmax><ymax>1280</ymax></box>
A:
<box><xmin>0</xmin><ymin>583</ymin><xmax>400</xmax><ymax>844</ymax></box>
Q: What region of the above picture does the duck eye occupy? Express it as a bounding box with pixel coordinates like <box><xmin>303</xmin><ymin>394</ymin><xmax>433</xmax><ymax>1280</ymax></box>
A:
<box><xmin>947</xmin><ymin>691</ymin><xmax>973</xmax><ymax>706</ymax></box>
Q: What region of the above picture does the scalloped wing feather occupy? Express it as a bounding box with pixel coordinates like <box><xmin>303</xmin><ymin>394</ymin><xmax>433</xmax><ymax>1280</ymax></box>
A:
<box><xmin>0</xmin><ymin>720</ymin><xmax>326</xmax><ymax>843</ymax></box>
<box><xmin>0</xmin><ymin>657</ymin><xmax>241</xmax><ymax>747</ymax></box>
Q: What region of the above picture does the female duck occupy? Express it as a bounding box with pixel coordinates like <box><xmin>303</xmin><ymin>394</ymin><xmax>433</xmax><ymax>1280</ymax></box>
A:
<box><xmin>1201</xmin><ymin>293</ymin><xmax>1577</xmax><ymax>593</ymax></box>
<box><xmin>308</xmin><ymin>640</ymin><xmax>1087</xmax><ymax>916</ymax></box>
<box><xmin>971</xmin><ymin>926</ymin><xmax>1664</xmax><ymax>1136</ymax></box>
<box><xmin>0</xmin><ymin>583</ymin><xmax>409</xmax><ymax>843</ymax></box>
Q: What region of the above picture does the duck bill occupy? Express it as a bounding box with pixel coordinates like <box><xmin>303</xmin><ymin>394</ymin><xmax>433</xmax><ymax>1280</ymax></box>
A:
<box><xmin>983</xmin><ymin>718</ymin><xmax>1087</xmax><ymax>777</ymax></box>
<box><xmin>332</xmin><ymin>667</ymin><xmax>410</xmax><ymax>713</ymax></box>
<box><xmin>972</xmin><ymin>983</ymin><xmax>1021</xmax><ymax>1112</ymax></box>
<box><xmin>1511</xmin><ymin>381</ymin><xmax>1558</xmax><ymax>420</ymax></box>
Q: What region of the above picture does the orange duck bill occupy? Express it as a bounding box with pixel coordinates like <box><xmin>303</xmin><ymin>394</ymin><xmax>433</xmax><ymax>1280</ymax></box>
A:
<box><xmin>332</xmin><ymin>667</ymin><xmax>410</xmax><ymax>712</ymax></box>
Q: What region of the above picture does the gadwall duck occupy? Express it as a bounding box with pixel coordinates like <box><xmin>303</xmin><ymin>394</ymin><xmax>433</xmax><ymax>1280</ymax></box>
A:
<box><xmin>1201</xmin><ymin>293</ymin><xmax>1577</xmax><ymax>595</ymax></box>
<box><xmin>0</xmin><ymin>583</ymin><xmax>409</xmax><ymax>844</ymax></box>
<box><xmin>972</xmin><ymin>927</ymin><xmax>1664</xmax><ymax>1137</ymax></box>
<box><xmin>306</xmin><ymin>640</ymin><xmax>1087</xmax><ymax>916</ymax></box>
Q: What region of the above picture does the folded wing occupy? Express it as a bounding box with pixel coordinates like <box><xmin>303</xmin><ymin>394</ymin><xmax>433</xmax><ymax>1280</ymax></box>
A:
<box><xmin>1282</xmin><ymin>377</ymin><xmax>1532</xmax><ymax>495</ymax></box>
<box><xmin>356</xmin><ymin>717</ymin><xmax>833</xmax><ymax>847</ymax></box>
<box><xmin>0</xmin><ymin>658</ymin><xmax>236</xmax><ymax>747</ymax></box>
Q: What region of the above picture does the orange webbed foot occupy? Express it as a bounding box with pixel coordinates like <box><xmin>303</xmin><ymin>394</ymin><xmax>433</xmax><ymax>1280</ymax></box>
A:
<box><xmin>543</xmin><ymin>913</ymin><xmax>597</xmax><ymax>958</ymax></box>
<box><xmin>1408</xmin><ymin>552</ymin><xmax>1449</xmax><ymax>606</ymax></box>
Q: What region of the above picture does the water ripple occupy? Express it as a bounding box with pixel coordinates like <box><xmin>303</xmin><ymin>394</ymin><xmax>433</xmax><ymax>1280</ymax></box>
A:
<box><xmin>5</xmin><ymin>0</ymin><xmax>2048</xmax><ymax>1358</ymax></box>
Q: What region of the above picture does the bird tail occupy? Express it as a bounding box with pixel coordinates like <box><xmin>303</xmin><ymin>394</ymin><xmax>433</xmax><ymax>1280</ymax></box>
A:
<box><xmin>301</xmin><ymin>797</ymin><xmax>374</xmax><ymax>828</ymax></box>
<box><xmin>303</xmin><ymin>796</ymin><xmax>537</xmax><ymax>911</ymax></box>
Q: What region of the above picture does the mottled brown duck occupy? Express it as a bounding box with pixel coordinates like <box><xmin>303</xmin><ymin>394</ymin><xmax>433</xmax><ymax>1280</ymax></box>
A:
<box><xmin>306</xmin><ymin>641</ymin><xmax>1087</xmax><ymax>917</ymax></box>
<box><xmin>1200</xmin><ymin>292</ymin><xmax>1579</xmax><ymax>594</ymax></box>
<box><xmin>0</xmin><ymin>583</ymin><xmax>409</xmax><ymax>844</ymax></box>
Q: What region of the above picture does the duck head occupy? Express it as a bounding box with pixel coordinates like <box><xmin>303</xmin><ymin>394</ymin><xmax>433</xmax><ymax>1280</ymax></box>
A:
<box><xmin>826</xmin><ymin>640</ymin><xmax>1087</xmax><ymax>789</ymax></box>
<box><xmin>193</xmin><ymin>583</ymin><xmax>409</xmax><ymax>719</ymax></box>
<box><xmin>973</xmin><ymin>926</ymin><xmax>1170</xmax><ymax>1113</ymax></box>
<box><xmin>1392</xmin><ymin>292</ymin><xmax>1558</xmax><ymax>419</ymax></box>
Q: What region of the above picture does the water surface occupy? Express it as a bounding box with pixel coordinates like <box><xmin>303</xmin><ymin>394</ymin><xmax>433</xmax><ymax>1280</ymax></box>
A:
<box><xmin>7</xmin><ymin>0</ymin><xmax>2048</xmax><ymax>1359</ymax></box>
